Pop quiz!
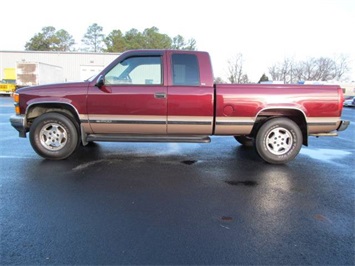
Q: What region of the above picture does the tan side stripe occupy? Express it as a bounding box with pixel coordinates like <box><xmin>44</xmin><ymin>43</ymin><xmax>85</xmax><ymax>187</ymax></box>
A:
<box><xmin>216</xmin><ymin>117</ymin><xmax>254</xmax><ymax>125</ymax></box>
<box><xmin>82</xmin><ymin>115</ymin><xmax>212</xmax><ymax>125</ymax></box>
<box><xmin>307</xmin><ymin>117</ymin><xmax>340</xmax><ymax>123</ymax></box>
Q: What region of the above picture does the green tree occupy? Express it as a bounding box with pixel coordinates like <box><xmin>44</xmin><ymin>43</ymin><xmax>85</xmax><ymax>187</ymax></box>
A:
<box><xmin>258</xmin><ymin>73</ymin><xmax>269</xmax><ymax>83</ymax></box>
<box><xmin>172</xmin><ymin>35</ymin><xmax>196</xmax><ymax>50</ymax></box>
<box><xmin>172</xmin><ymin>35</ymin><xmax>185</xmax><ymax>50</ymax></box>
<box><xmin>104</xmin><ymin>30</ymin><xmax>127</xmax><ymax>52</ymax></box>
<box><xmin>124</xmin><ymin>28</ymin><xmax>145</xmax><ymax>50</ymax></box>
<box><xmin>25</xmin><ymin>26</ymin><xmax>74</xmax><ymax>51</ymax></box>
<box><xmin>104</xmin><ymin>27</ymin><xmax>197</xmax><ymax>52</ymax></box>
<box><xmin>53</xmin><ymin>29</ymin><xmax>75</xmax><ymax>51</ymax></box>
<box><xmin>142</xmin><ymin>27</ymin><xmax>171</xmax><ymax>49</ymax></box>
<box><xmin>82</xmin><ymin>23</ymin><xmax>104</xmax><ymax>52</ymax></box>
<box><xmin>185</xmin><ymin>38</ymin><xmax>197</xmax><ymax>50</ymax></box>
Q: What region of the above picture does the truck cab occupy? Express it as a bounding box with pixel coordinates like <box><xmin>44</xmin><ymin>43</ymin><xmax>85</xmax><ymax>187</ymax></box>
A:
<box><xmin>84</xmin><ymin>50</ymin><xmax>215</xmax><ymax>137</ymax></box>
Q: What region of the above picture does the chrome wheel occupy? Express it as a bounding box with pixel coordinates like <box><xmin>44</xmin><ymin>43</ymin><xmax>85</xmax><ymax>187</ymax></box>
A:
<box><xmin>30</xmin><ymin>112</ymin><xmax>79</xmax><ymax>160</ymax></box>
<box><xmin>265</xmin><ymin>127</ymin><xmax>293</xmax><ymax>155</ymax></box>
<box><xmin>39</xmin><ymin>123</ymin><xmax>68</xmax><ymax>151</ymax></box>
<box><xmin>255</xmin><ymin>118</ymin><xmax>302</xmax><ymax>164</ymax></box>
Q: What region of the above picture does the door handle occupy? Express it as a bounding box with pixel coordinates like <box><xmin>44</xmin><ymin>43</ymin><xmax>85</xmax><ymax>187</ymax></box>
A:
<box><xmin>154</xmin><ymin>92</ymin><xmax>166</xmax><ymax>99</ymax></box>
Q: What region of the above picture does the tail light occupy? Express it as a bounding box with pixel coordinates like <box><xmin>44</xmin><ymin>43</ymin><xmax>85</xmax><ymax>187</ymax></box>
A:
<box><xmin>338</xmin><ymin>86</ymin><xmax>344</xmax><ymax>114</ymax></box>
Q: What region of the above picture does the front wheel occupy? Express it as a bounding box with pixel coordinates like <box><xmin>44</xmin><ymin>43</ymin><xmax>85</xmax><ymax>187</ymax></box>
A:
<box><xmin>29</xmin><ymin>113</ymin><xmax>79</xmax><ymax>160</ymax></box>
<box><xmin>255</xmin><ymin>118</ymin><xmax>302</xmax><ymax>164</ymax></box>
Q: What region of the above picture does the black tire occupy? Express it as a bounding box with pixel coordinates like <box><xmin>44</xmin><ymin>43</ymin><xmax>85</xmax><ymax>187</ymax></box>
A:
<box><xmin>255</xmin><ymin>118</ymin><xmax>302</xmax><ymax>164</ymax></box>
<box><xmin>234</xmin><ymin>136</ymin><xmax>254</xmax><ymax>147</ymax></box>
<box><xmin>29</xmin><ymin>112</ymin><xmax>79</xmax><ymax>160</ymax></box>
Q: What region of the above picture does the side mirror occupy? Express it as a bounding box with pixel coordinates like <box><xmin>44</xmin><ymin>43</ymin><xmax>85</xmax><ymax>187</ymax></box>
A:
<box><xmin>95</xmin><ymin>75</ymin><xmax>104</xmax><ymax>88</ymax></box>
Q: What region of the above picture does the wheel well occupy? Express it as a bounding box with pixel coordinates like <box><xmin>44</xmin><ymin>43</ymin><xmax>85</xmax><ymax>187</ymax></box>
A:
<box><xmin>26</xmin><ymin>103</ymin><xmax>80</xmax><ymax>128</ymax></box>
<box><xmin>251</xmin><ymin>108</ymin><xmax>308</xmax><ymax>146</ymax></box>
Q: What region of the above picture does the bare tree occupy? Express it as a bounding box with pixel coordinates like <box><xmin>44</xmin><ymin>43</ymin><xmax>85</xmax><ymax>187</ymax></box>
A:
<box><xmin>227</xmin><ymin>54</ymin><xmax>244</xmax><ymax>83</ymax></box>
<box><xmin>214</xmin><ymin>77</ymin><xmax>226</xmax><ymax>84</ymax></box>
<box><xmin>241</xmin><ymin>74</ymin><xmax>250</xmax><ymax>84</ymax></box>
<box><xmin>268</xmin><ymin>55</ymin><xmax>350</xmax><ymax>83</ymax></box>
<box><xmin>333</xmin><ymin>55</ymin><xmax>350</xmax><ymax>80</ymax></box>
<box><xmin>268</xmin><ymin>58</ymin><xmax>295</xmax><ymax>83</ymax></box>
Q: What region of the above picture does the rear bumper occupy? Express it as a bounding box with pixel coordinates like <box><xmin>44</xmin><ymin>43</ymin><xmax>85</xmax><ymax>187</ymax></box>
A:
<box><xmin>337</xmin><ymin>120</ymin><xmax>350</xmax><ymax>131</ymax></box>
<box><xmin>9</xmin><ymin>115</ymin><xmax>27</xmax><ymax>137</ymax></box>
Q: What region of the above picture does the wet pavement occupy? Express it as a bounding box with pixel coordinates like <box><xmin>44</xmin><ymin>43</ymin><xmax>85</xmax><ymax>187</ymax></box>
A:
<box><xmin>1</xmin><ymin>96</ymin><xmax>354</xmax><ymax>265</ymax></box>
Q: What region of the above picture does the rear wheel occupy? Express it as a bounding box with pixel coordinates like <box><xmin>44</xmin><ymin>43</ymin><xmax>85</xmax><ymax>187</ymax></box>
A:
<box><xmin>255</xmin><ymin>118</ymin><xmax>302</xmax><ymax>164</ymax></box>
<box><xmin>29</xmin><ymin>113</ymin><xmax>79</xmax><ymax>160</ymax></box>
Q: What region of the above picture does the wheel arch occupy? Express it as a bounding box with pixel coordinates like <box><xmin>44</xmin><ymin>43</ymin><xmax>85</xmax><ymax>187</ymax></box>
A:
<box><xmin>251</xmin><ymin>107</ymin><xmax>308</xmax><ymax>146</ymax></box>
<box><xmin>25</xmin><ymin>102</ymin><xmax>81</xmax><ymax>129</ymax></box>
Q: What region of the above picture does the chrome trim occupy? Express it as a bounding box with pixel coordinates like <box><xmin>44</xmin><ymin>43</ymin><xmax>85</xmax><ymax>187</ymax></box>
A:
<box><xmin>25</xmin><ymin>101</ymin><xmax>81</xmax><ymax>120</ymax></box>
<box><xmin>337</xmin><ymin>120</ymin><xmax>350</xmax><ymax>131</ymax></box>
<box><xmin>216</xmin><ymin>121</ymin><xmax>254</xmax><ymax>126</ymax></box>
<box><xmin>255</xmin><ymin>106</ymin><xmax>307</xmax><ymax>120</ymax></box>
<box><xmin>86</xmin><ymin>134</ymin><xmax>211</xmax><ymax>143</ymax></box>
<box><xmin>88</xmin><ymin>120</ymin><xmax>166</xmax><ymax>125</ymax></box>
<box><xmin>168</xmin><ymin>121</ymin><xmax>211</xmax><ymax>125</ymax></box>
<box><xmin>85</xmin><ymin>116</ymin><xmax>213</xmax><ymax>126</ymax></box>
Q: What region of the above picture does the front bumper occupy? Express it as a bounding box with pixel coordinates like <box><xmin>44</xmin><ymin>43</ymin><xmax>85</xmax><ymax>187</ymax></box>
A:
<box><xmin>337</xmin><ymin>120</ymin><xmax>350</xmax><ymax>131</ymax></box>
<box><xmin>10</xmin><ymin>115</ymin><xmax>27</xmax><ymax>137</ymax></box>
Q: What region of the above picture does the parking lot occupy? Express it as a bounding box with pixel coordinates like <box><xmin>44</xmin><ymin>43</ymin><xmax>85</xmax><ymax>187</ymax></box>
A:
<box><xmin>1</xmin><ymin>95</ymin><xmax>354</xmax><ymax>265</ymax></box>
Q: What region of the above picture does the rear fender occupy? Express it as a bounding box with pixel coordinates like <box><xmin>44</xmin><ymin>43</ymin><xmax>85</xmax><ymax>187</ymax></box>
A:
<box><xmin>253</xmin><ymin>107</ymin><xmax>308</xmax><ymax>146</ymax></box>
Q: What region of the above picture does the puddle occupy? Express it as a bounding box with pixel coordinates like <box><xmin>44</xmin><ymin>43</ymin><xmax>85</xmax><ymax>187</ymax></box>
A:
<box><xmin>221</xmin><ymin>216</ymin><xmax>233</xmax><ymax>221</ymax></box>
<box><xmin>181</xmin><ymin>160</ymin><xmax>198</xmax><ymax>165</ymax></box>
<box><xmin>225</xmin><ymin>180</ymin><xmax>258</xmax><ymax>187</ymax></box>
<box><xmin>314</xmin><ymin>214</ymin><xmax>332</xmax><ymax>223</ymax></box>
<box><xmin>72</xmin><ymin>157</ymin><xmax>200</xmax><ymax>171</ymax></box>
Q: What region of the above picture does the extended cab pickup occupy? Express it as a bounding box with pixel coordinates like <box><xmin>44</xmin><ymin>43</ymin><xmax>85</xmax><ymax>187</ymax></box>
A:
<box><xmin>10</xmin><ymin>50</ymin><xmax>350</xmax><ymax>164</ymax></box>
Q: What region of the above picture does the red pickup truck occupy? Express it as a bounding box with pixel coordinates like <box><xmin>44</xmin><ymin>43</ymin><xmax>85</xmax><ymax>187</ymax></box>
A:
<box><xmin>10</xmin><ymin>50</ymin><xmax>349</xmax><ymax>164</ymax></box>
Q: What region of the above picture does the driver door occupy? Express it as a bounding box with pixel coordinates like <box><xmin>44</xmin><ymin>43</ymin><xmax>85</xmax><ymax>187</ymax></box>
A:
<box><xmin>87</xmin><ymin>55</ymin><xmax>167</xmax><ymax>134</ymax></box>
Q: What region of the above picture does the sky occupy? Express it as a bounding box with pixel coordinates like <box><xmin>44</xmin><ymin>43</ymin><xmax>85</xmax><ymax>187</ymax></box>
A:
<box><xmin>1</xmin><ymin>0</ymin><xmax>354</xmax><ymax>82</ymax></box>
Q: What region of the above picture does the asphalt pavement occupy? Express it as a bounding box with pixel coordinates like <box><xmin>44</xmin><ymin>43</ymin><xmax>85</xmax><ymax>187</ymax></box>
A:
<box><xmin>1</xmin><ymin>96</ymin><xmax>354</xmax><ymax>265</ymax></box>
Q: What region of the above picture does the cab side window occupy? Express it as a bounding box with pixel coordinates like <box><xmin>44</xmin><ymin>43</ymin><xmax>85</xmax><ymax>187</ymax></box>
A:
<box><xmin>105</xmin><ymin>56</ymin><xmax>162</xmax><ymax>85</ymax></box>
<box><xmin>172</xmin><ymin>54</ymin><xmax>200</xmax><ymax>86</ymax></box>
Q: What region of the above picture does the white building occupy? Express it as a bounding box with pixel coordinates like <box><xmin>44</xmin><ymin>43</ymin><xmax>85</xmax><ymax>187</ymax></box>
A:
<box><xmin>0</xmin><ymin>51</ymin><xmax>120</xmax><ymax>82</ymax></box>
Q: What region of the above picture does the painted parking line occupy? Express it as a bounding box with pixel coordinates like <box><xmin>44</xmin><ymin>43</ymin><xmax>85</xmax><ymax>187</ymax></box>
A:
<box><xmin>0</xmin><ymin>155</ymin><xmax>37</xmax><ymax>159</ymax></box>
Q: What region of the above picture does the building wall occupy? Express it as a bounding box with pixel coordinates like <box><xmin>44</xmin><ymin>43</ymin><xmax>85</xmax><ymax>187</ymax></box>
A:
<box><xmin>339</xmin><ymin>83</ymin><xmax>355</xmax><ymax>97</ymax></box>
<box><xmin>0</xmin><ymin>51</ymin><xmax>120</xmax><ymax>82</ymax></box>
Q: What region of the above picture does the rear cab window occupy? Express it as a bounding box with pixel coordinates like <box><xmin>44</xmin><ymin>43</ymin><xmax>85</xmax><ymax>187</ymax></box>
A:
<box><xmin>171</xmin><ymin>54</ymin><xmax>200</xmax><ymax>86</ymax></box>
